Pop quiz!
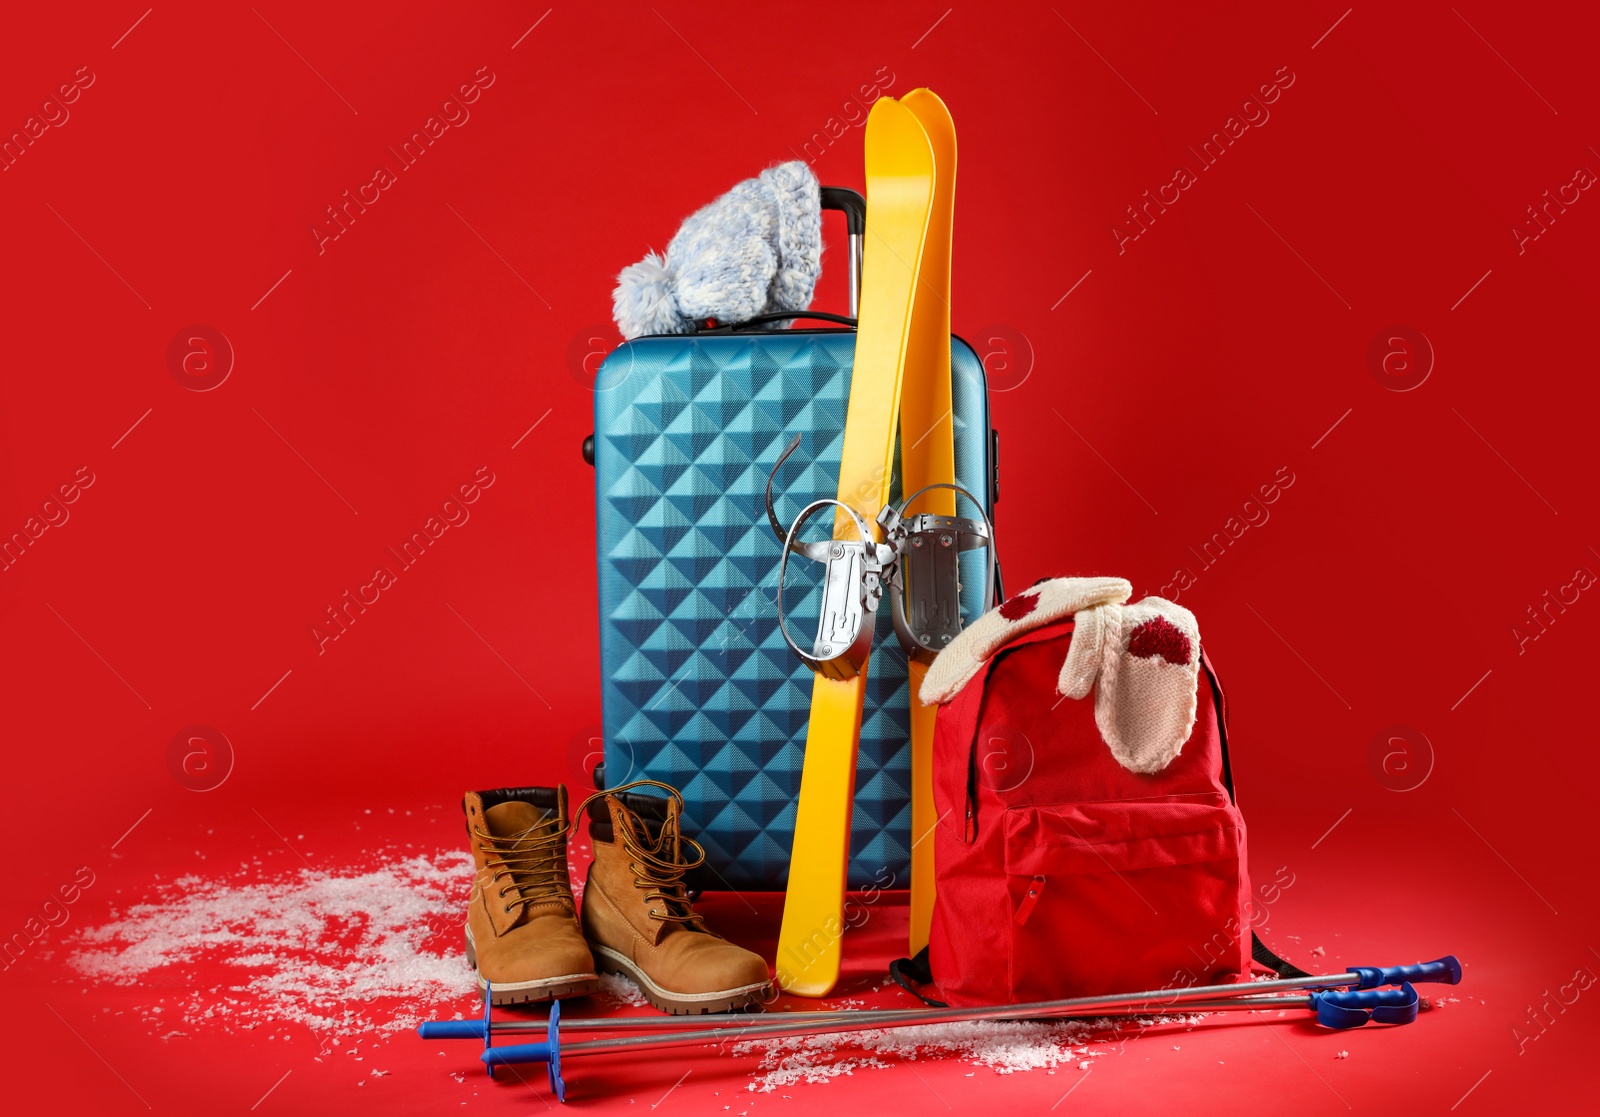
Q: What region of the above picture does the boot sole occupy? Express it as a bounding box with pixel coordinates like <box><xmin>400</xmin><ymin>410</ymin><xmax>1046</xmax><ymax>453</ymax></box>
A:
<box><xmin>590</xmin><ymin>943</ymin><xmax>772</xmax><ymax>1015</ymax></box>
<box><xmin>465</xmin><ymin>928</ymin><xmax>600</xmax><ymax>1006</ymax></box>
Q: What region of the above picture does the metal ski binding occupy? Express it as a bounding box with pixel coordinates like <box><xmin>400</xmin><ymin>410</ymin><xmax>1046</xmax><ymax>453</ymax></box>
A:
<box><xmin>764</xmin><ymin>436</ymin><xmax>998</xmax><ymax>677</ymax></box>
<box><xmin>764</xmin><ymin>436</ymin><xmax>896</xmax><ymax>680</ymax></box>
<box><xmin>878</xmin><ymin>482</ymin><xmax>997</xmax><ymax>663</ymax></box>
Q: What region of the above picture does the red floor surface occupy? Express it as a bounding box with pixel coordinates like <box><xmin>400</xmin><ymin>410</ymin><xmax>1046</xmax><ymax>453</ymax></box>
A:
<box><xmin>4</xmin><ymin>794</ymin><xmax>1593</xmax><ymax>1115</ymax></box>
<box><xmin>5</xmin><ymin>1</ymin><xmax>1600</xmax><ymax>1113</ymax></box>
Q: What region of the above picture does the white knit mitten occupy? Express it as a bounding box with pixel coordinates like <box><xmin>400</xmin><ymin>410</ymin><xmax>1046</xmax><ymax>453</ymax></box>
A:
<box><xmin>1088</xmin><ymin>598</ymin><xmax>1201</xmax><ymax>773</ymax></box>
<box><xmin>919</xmin><ymin>577</ymin><xmax>1131</xmax><ymax>705</ymax></box>
<box><xmin>920</xmin><ymin>577</ymin><xmax>1201</xmax><ymax>775</ymax></box>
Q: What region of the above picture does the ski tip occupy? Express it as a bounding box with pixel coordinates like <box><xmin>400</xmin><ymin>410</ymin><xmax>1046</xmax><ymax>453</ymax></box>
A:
<box><xmin>902</xmin><ymin>87</ymin><xmax>951</xmax><ymax>115</ymax></box>
<box><xmin>865</xmin><ymin>97</ymin><xmax>935</xmax><ymax>177</ymax></box>
<box><xmin>900</xmin><ymin>88</ymin><xmax>956</xmax><ymax>171</ymax></box>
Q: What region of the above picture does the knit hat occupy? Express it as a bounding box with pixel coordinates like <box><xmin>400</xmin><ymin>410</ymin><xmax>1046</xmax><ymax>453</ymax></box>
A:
<box><xmin>612</xmin><ymin>161</ymin><xmax>823</xmax><ymax>339</ymax></box>
<box><xmin>920</xmin><ymin>577</ymin><xmax>1203</xmax><ymax>775</ymax></box>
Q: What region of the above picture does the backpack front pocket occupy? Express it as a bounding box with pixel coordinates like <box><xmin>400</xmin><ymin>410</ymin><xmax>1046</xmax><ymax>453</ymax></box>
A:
<box><xmin>1002</xmin><ymin>794</ymin><xmax>1250</xmax><ymax>1002</ymax></box>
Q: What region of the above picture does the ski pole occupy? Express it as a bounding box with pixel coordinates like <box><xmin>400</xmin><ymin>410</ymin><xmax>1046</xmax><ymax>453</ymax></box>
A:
<box><xmin>481</xmin><ymin>987</ymin><xmax>1422</xmax><ymax>1103</ymax></box>
<box><xmin>458</xmin><ymin>958</ymin><xmax>1457</xmax><ymax>1100</ymax></box>
<box><xmin>420</xmin><ymin>985</ymin><xmax>1416</xmax><ymax>1044</ymax></box>
<box><xmin>494</xmin><ymin>976</ymin><xmax>1438</xmax><ymax>1059</ymax></box>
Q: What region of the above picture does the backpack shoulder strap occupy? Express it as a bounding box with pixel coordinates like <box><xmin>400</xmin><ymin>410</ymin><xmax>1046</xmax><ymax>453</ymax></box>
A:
<box><xmin>1252</xmin><ymin>933</ymin><xmax>1312</xmax><ymax>979</ymax></box>
<box><xmin>1204</xmin><ymin>649</ymin><xmax>1311</xmax><ymax>980</ymax></box>
<box><xmin>1200</xmin><ymin>650</ymin><xmax>1235</xmax><ymax>799</ymax></box>
<box><xmin>887</xmin><ymin>946</ymin><xmax>949</xmax><ymax>1007</ymax></box>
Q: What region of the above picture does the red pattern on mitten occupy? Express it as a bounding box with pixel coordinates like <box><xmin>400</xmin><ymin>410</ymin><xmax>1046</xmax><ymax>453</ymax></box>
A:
<box><xmin>1128</xmin><ymin>615</ymin><xmax>1191</xmax><ymax>665</ymax></box>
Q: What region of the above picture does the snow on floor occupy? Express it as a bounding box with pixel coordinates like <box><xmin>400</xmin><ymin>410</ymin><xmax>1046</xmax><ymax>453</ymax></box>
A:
<box><xmin>62</xmin><ymin>845</ymin><xmax>1229</xmax><ymax>1095</ymax></box>
<box><xmin>597</xmin><ymin>972</ymin><xmax>650</xmax><ymax>1007</ymax></box>
<box><xmin>67</xmin><ymin>850</ymin><xmax>476</xmax><ymax>1040</ymax></box>
<box><xmin>736</xmin><ymin>1013</ymin><xmax>1206</xmax><ymax>1093</ymax></box>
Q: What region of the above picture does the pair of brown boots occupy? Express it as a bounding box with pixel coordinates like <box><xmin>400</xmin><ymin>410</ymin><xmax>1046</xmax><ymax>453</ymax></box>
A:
<box><xmin>462</xmin><ymin>780</ymin><xmax>771</xmax><ymax>1014</ymax></box>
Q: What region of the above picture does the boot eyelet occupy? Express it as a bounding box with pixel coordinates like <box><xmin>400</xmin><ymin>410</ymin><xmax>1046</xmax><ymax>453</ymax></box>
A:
<box><xmin>503</xmin><ymin>905</ymin><xmax>513</xmax><ymax>913</ymax></box>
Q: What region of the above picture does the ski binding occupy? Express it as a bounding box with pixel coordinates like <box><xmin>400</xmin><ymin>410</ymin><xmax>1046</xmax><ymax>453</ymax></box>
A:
<box><xmin>879</xmin><ymin>483</ymin><xmax>996</xmax><ymax>663</ymax></box>
<box><xmin>765</xmin><ymin>437</ymin><xmax>997</xmax><ymax>677</ymax></box>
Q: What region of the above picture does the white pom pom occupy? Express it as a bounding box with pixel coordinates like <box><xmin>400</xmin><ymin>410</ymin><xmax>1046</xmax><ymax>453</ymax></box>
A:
<box><xmin>612</xmin><ymin>252</ymin><xmax>686</xmax><ymax>340</ymax></box>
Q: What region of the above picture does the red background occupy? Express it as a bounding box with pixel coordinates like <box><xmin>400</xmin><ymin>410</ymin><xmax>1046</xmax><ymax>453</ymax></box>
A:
<box><xmin>2</xmin><ymin>1</ymin><xmax>1597</xmax><ymax>1113</ymax></box>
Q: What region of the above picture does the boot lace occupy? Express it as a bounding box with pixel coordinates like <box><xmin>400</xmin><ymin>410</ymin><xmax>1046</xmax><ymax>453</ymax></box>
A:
<box><xmin>577</xmin><ymin>779</ymin><xmax>707</xmax><ymax>929</ymax></box>
<box><xmin>473</xmin><ymin>809</ymin><xmax>571</xmax><ymax>917</ymax></box>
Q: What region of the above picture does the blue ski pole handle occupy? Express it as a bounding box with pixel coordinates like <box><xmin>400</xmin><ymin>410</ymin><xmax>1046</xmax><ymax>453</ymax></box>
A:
<box><xmin>1368</xmin><ymin>983</ymin><xmax>1422</xmax><ymax>1026</ymax></box>
<box><xmin>482</xmin><ymin>1041</ymin><xmax>554</xmax><ymax>1067</ymax></box>
<box><xmin>419</xmin><ymin>1020</ymin><xmax>488</xmax><ymax>1040</ymax></box>
<box><xmin>480</xmin><ymin>1000</ymin><xmax>566</xmax><ymax>1103</ymax></box>
<box><xmin>1351</xmin><ymin>956</ymin><xmax>1462</xmax><ymax>990</ymax></box>
<box><xmin>1314</xmin><ymin>987</ymin><xmax>1417</xmax><ymax>1010</ymax></box>
<box><xmin>1311</xmin><ymin>984</ymin><xmax>1419</xmax><ymax>1029</ymax></box>
<box><xmin>413</xmin><ymin>984</ymin><xmax>506</xmax><ymax>1045</ymax></box>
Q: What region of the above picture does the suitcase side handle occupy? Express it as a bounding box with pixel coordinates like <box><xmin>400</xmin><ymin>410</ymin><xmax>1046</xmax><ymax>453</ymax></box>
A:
<box><xmin>820</xmin><ymin>186</ymin><xmax>865</xmax><ymax>317</ymax></box>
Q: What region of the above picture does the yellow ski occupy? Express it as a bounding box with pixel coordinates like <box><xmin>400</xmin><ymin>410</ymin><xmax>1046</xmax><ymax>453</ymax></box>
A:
<box><xmin>775</xmin><ymin>97</ymin><xmax>936</xmax><ymax>996</ymax></box>
<box><xmin>897</xmin><ymin>88</ymin><xmax>957</xmax><ymax>958</ymax></box>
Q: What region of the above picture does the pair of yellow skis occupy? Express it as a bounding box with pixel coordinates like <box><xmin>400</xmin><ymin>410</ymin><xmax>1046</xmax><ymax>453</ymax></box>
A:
<box><xmin>775</xmin><ymin>90</ymin><xmax>956</xmax><ymax>996</ymax></box>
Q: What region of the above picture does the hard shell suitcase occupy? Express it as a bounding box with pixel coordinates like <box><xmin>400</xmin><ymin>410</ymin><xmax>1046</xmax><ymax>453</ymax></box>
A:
<box><xmin>587</xmin><ymin>188</ymin><xmax>997</xmax><ymax>889</ymax></box>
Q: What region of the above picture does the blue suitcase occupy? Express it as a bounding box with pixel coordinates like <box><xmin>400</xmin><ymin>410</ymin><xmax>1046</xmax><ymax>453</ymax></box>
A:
<box><xmin>587</xmin><ymin>188</ymin><xmax>997</xmax><ymax>889</ymax></box>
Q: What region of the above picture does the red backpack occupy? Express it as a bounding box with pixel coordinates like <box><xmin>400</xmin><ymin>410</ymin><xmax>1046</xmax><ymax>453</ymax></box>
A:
<box><xmin>898</xmin><ymin>577</ymin><xmax>1304</xmax><ymax>1007</ymax></box>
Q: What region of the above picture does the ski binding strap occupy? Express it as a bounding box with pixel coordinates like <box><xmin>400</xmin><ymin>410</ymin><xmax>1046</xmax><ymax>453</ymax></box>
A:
<box><xmin>765</xmin><ymin>437</ymin><xmax>997</xmax><ymax>677</ymax></box>
<box><xmin>879</xmin><ymin>483</ymin><xmax>996</xmax><ymax>663</ymax></box>
<box><xmin>765</xmin><ymin>436</ymin><xmax>895</xmax><ymax>679</ymax></box>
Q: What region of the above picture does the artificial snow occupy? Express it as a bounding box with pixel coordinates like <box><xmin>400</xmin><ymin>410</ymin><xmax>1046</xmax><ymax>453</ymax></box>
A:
<box><xmin>737</xmin><ymin>1014</ymin><xmax>1204</xmax><ymax>1093</ymax></box>
<box><xmin>68</xmin><ymin>850</ymin><xmax>475</xmax><ymax>1038</ymax></box>
<box><xmin>598</xmin><ymin>972</ymin><xmax>650</xmax><ymax>1007</ymax></box>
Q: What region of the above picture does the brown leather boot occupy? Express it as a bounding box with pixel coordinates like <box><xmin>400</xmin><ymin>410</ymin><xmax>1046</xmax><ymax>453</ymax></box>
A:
<box><xmin>580</xmin><ymin>782</ymin><xmax>772</xmax><ymax>1014</ymax></box>
<box><xmin>463</xmin><ymin>786</ymin><xmax>598</xmax><ymax>1005</ymax></box>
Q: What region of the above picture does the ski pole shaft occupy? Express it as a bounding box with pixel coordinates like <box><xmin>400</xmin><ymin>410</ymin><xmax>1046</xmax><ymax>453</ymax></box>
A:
<box><xmin>590</xmin><ymin>958</ymin><xmax>1452</xmax><ymax>1038</ymax></box>
<box><xmin>426</xmin><ymin>995</ymin><xmax>1297</xmax><ymax>1041</ymax></box>
<box><xmin>465</xmin><ymin>962</ymin><xmax>1457</xmax><ymax>1048</ymax></box>
<box><xmin>483</xmin><ymin>965</ymin><xmax>1451</xmax><ymax>1065</ymax></box>
<box><xmin>533</xmin><ymin>993</ymin><xmax>1345</xmax><ymax>1059</ymax></box>
<box><xmin>485</xmin><ymin>996</ymin><xmax>1291</xmax><ymax>1064</ymax></box>
<box><xmin>434</xmin><ymin>986</ymin><xmax>1409</xmax><ymax>1041</ymax></box>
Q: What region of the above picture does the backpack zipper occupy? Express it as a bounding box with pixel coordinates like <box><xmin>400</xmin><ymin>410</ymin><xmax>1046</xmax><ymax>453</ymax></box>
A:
<box><xmin>1014</xmin><ymin>875</ymin><xmax>1047</xmax><ymax>925</ymax></box>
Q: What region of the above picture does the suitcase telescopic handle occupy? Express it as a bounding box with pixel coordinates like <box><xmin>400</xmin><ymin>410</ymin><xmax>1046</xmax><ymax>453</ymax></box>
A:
<box><xmin>820</xmin><ymin>186</ymin><xmax>865</xmax><ymax>318</ymax></box>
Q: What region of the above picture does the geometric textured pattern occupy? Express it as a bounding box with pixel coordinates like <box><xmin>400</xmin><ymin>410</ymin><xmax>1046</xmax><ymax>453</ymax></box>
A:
<box><xmin>594</xmin><ymin>330</ymin><xmax>992</xmax><ymax>888</ymax></box>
